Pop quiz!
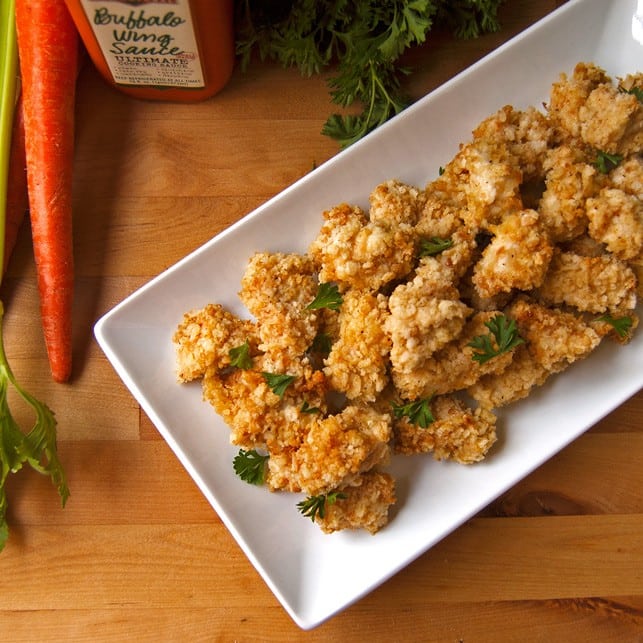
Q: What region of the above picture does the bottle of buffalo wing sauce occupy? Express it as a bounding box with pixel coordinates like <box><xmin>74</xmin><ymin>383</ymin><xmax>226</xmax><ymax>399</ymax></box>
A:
<box><xmin>63</xmin><ymin>0</ymin><xmax>235</xmax><ymax>102</ymax></box>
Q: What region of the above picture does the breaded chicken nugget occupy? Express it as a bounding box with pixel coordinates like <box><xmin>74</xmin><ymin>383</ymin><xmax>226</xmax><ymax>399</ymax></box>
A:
<box><xmin>239</xmin><ymin>252</ymin><xmax>320</xmax><ymax>358</ymax></box>
<box><xmin>537</xmin><ymin>249</ymin><xmax>637</xmax><ymax>313</ymax></box>
<box><xmin>308</xmin><ymin>203</ymin><xmax>415</xmax><ymax>291</ymax></box>
<box><xmin>369</xmin><ymin>178</ymin><xmax>425</xmax><ymax>227</ymax></box>
<box><xmin>472</xmin><ymin>105</ymin><xmax>554</xmax><ymax>179</ymax></box>
<box><xmin>173</xmin><ymin>303</ymin><xmax>258</xmax><ymax>382</ymax></box>
<box><xmin>472</xmin><ymin>209</ymin><xmax>554</xmax><ymax>298</ymax></box>
<box><xmin>315</xmin><ymin>471</ymin><xmax>396</xmax><ymax>535</ymax></box>
<box><xmin>291</xmin><ymin>405</ymin><xmax>392</xmax><ymax>496</ymax></box>
<box><xmin>323</xmin><ymin>289</ymin><xmax>391</xmax><ymax>402</ymax></box>
<box><xmin>609</xmin><ymin>154</ymin><xmax>643</xmax><ymax>200</ymax></box>
<box><xmin>586</xmin><ymin>187</ymin><xmax>643</xmax><ymax>261</ymax></box>
<box><xmin>394</xmin><ymin>394</ymin><xmax>496</xmax><ymax>464</ymax></box>
<box><xmin>547</xmin><ymin>62</ymin><xmax>610</xmax><ymax>142</ymax></box>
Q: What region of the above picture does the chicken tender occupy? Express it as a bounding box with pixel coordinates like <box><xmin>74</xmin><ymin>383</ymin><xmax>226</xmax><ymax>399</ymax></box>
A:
<box><xmin>173</xmin><ymin>303</ymin><xmax>258</xmax><ymax>382</ymax></box>
<box><xmin>394</xmin><ymin>395</ymin><xmax>496</xmax><ymax>464</ymax></box>
<box><xmin>537</xmin><ymin>249</ymin><xmax>637</xmax><ymax>313</ymax></box>
<box><xmin>324</xmin><ymin>290</ymin><xmax>391</xmax><ymax>403</ymax></box>
<box><xmin>308</xmin><ymin>203</ymin><xmax>415</xmax><ymax>291</ymax></box>
<box><xmin>290</xmin><ymin>405</ymin><xmax>392</xmax><ymax>496</ymax></box>
<box><xmin>239</xmin><ymin>252</ymin><xmax>319</xmax><ymax>358</ymax></box>
<box><xmin>368</xmin><ymin>178</ymin><xmax>425</xmax><ymax>227</ymax></box>
<box><xmin>315</xmin><ymin>471</ymin><xmax>396</xmax><ymax>535</ymax></box>
<box><xmin>472</xmin><ymin>105</ymin><xmax>554</xmax><ymax>179</ymax></box>
<box><xmin>586</xmin><ymin>188</ymin><xmax>643</xmax><ymax>261</ymax></box>
<box><xmin>472</xmin><ymin>209</ymin><xmax>554</xmax><ymax>298</ymax></box>
<box><xmin>538</xmin><ymin>144</ymin><xmax>601</xmax><ymax>242</ymax></box>
<box><xmin>547</xmin><ymin>62</ymin><xmax>610</xmax><ymax>142</ymax></box>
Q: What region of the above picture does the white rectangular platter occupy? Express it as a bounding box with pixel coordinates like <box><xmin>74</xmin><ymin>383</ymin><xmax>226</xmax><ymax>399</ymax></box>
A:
<box><xmin>95</xmin><ymin>0</ymin><xmax>643</xmax><ymax>630</ymax></box>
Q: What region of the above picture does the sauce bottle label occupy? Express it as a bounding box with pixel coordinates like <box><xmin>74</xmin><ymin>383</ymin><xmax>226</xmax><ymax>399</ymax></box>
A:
<box><xmin>77</xmin><ymin>0</ymin><xmax>206</xmax><ymax>89</ymax></box>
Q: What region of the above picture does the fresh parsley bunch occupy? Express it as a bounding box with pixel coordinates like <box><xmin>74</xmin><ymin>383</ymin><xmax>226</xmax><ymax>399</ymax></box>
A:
<box><xmin>235</xmin><ymin>0</ymin><xmax>505</xmax><ymax>146</ymax></box>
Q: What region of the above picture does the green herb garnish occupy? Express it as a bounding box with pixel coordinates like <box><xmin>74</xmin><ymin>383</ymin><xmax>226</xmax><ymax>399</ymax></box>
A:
<box><xmin>300</xmin><ymin>401</ymin><xmax>320</xmax><ymax>414</ymax></box>
<box><xmin>306</xmin><ymin>282</ymin><xmax>343</xmax><ymax>311</ymax></box>
<box><xmin>233</xmin><ymin>449</ymin><xmax>269</xmax><ymax>485</ymax></box>
<box><xmin>619</xmin><ymin>85</ymin><xmax>643</xmax><ymax>102</ymax></box>
<box><xmin>310</xmin><ymin>332</ymin><xmax>332</xmax><ymax>356</ymax></box>
<box><xmin>468</xmin><ymin>314</ymin><xmax>524</xmax><ymax>364</ymax></box>
<box><xmin>297</xmin><ymin>491</ymin><xmax>347</xmax><ymax>522</ymax></box>
<box><xmin>596</xmin><ymin>314</ymin><xmax>634</xmax><ymax>339</ymax></box>
<box><xmin>392</xmin><ymin>396</ymin><xmax>435</xmax><ymax>428</ymax></box>
<box><xmin>262</xmin><ymin>372</ymin><xmax>296</xmax><ymax>398</ymax></box>
<box><xmin>419</xmin><ymin>236</ymin><xmax>454</xmax><ymax>257</ymax></box>
<box><xmin>594</xmin><ymin>149</ymin><xmax>623</xmax><ymax>174</ymax></box>
<box><xmin>229</xmin><ymin>341</ymin><xmax>253</xmax><ymax>369</ymax></box>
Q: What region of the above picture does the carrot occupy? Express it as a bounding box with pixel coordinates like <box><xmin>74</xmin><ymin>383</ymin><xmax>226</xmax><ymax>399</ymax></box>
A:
<box><xmin>15</xmin><ymin>0</ymin><xmax>79</xmax><ymax>382</ymax></box>
<box><xmin>3</xmin><ymin>93</ymin><xmax>27</xmax><ymax>276</ymax></box>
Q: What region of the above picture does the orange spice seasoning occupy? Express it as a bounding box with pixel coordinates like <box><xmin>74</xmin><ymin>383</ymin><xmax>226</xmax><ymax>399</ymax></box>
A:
<box><xmin>63</xmin><ymin>0</ymin><xmax>235</xmax><ymax>102</ymax></box>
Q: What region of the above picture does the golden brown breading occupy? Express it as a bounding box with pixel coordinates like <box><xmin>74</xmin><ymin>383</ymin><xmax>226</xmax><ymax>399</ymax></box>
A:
<box><xmin>323</xmin><ymin>290</ymin><xmax>391</xmax><ymax>403</ymax></box>
<box><xmin>202</xmin><ymin>355</ymin><xmax>328</xmax><ymax>453</ymax></box>
<box><xmin>586</xmin><ymin>187</ymin><xmax>643</xmax><ymax>261</ymax></box>
<box><xmin>239</xmin><ymin>252</ymin><xmax>320</xmax><ymax>358</ymax></box>
<box><xmin>538</xmin><ymin>144</ymin><xmax>599</xmax><ymax>242</ymax></box>
<box><xmin>289</xmin><ymin>405</ymin><xmax>392</xmax><ymax>496</ymax></box>
<box><xmin>173</xmin><ymin>303</ymin><xmax>258</xmax><ymax>382</ymax></box>
<box><xmin>579</xmin><ymin>82</ymin><xmax>643</xmax><ymax>156</ymax></box>
<box><xmin>394</xmin><ymin>395</ymin><xmax>496</xmax><ymax>464</ymax></box>
<box><xmin>455</xmin><ymin>141</ymin><xmax>523</xmax><ymax>231</ymax></box>
<box><xmin>472</xmin><ymin>105</ymin><xmax>554</xmax><ymax>179</ymax></box>
<box><xmin>472</xmin><ymin>209</ymin><xmax>554</xmax><ymax>298</ymax></box>
<box><xmin>386</xmin><ymin>261</ymin><xmax>471</xmax><ymax>375</ymax></box>
<box><xmin>368</xmin><ymin>178</ymin><xmax>425</xmax><ymax>227</ymax></box>
<box><xmin>609</xmin><ymin>154</ymin><xmax>643</xmax><ymax>200</ymax></box>
<box><xmin>547</xmin><ymin>62</ymin><xmax>610</xmax><ymax>142</ymax></box>
<box><xmin>308</xmin><ymin>203</ymin><xmax>415</xmax><ymax>291</ymax></box>
<box><xmin>391</xmin><ymin>311</ymin><xmax>516</xmax><ymax>399</ymax></box>
<box><xmin>315</xmin><ymin>471</ymin><xmax>396</xmax><ymax>535</ymax></box>
<box><xmin>537</xmin><ymin>249</ymin><xmax>637</xmax><ymax>313</ymax></box>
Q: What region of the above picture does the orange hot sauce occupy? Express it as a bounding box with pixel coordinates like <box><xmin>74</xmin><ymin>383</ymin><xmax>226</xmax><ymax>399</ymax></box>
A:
<box><xmin>63</xmin><ymin>0</ymin><xmax>235</xmax><ymax>102</ymax></box>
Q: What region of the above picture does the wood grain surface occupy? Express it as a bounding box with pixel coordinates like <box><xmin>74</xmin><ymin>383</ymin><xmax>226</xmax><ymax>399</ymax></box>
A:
<box><xmin>1</xmin><ymin>1</ymin><xmax>642</xmax><ymax>640</ymax></box>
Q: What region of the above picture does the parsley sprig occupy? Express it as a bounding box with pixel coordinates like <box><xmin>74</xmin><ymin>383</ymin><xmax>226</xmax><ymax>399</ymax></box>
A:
<box><xmin>392</xmin><ymin>395</ymin><xmax>435</xmax><ymax>428</ymax></box>
<box><xmin>235</xmin><ymin>0</ymin><xmax>504</xmax><ymax>147</ymax></box>
<box><xmin>596</xmin><ymin>314</ymin><xmax>634</xmax><ymax>339</ymax></box>
<box><xmin>297</xmin><ymin>491</ymin><xmax>347</xmax><ymax>522</ymax></box>
<box><xmin>468</xmin><ymin>314</ymin><xmax>524</xmax><ymax>364</ymax></box>
<box><xmin>229</xmin><ymin>341</ymin><xmax>253</xmax><ymax>369</ymax></box>
<box><xmin>594</xmin><ymin>149</ymin><xmax>623</xmax><ymax>174</ymax></box>
<box><xmin>233</xmin><ymin>449</ymin><xmax>269</xmax><ymax>485</ymax></box>
<box><xmin>419</xmin><ymin>236</ymin><xmax>454</xmax><ymax>257</ymax></box>
<box><xmin>262</xmin><ymin>372</ymin><xmax>296</xmax><ymax>398</ymax></box>
<box><xmin>306</xmin><ymin>282</ymin><xmax>343</xmax><ymax>311</ymax></box>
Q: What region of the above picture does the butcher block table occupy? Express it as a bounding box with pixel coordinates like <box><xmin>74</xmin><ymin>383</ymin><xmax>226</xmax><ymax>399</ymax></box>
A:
<box><xmin>1</xmin><ymin>1</ymin><xmax>642</xmax><ymax>640</ymax></box>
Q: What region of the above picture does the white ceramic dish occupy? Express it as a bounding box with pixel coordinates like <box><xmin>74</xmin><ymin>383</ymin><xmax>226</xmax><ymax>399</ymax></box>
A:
<box><xmin>95</xmin><ymin>0</ymin><xmax>643</xmax><ymax>630</ymax></box>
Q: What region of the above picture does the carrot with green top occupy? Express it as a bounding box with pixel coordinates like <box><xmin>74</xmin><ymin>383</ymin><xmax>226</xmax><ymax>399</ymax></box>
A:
<box><xmin>15</xmin><ymin>0</ymin><xmax>79</xmax><ymax>382</ymax></box>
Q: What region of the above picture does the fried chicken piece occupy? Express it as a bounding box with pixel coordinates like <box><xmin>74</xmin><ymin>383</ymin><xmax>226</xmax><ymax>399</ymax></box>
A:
<box><xmin>579</xmin><ymin>82</ymin><xmax>643</xmax><ymax>156</ymax></box>
<box><xmin>386</xmin><ymin>260</ymin><xmax>471</xmax><ymax>374</ymax></box>
<box><xmin>391</xmin><ymin>311</ymin><xmax>516</xmax><ymax>399</ymax></box>
<box><xmin>455</xmin><ymin>141</ymin><xmax>523</xmax><ymax>231</ymax></box>
<box><xmin>472</xmin><ymin>209</ymin><xmax>554</xmax><ymax>298</ymax></box>
<box><xmin>547</xmin><ymin>62</ymin><xmax>610</xmax><ymax>142</ymax></box>
<box><xmin>315</xmin><ymin>471</ymin><xmax>396</xmax><ymax>535</ymax></box>
<box><xmin>417</xmin><ymin>176</ymin><xmax>467</xmax><ymax>240</ymax></box>
<box><xmin>308</xmin><ymin>203</ymin><xmax>415</xmax><ymax>291</ymax></box>
<box><xmin>203</xmin><ymin>355</ymin><xmax>328</xmax><ymax>453</ymax></box>
<box><xmin>394</xmin><ymin>395</ymin><xmax>496</xmax><ymax>464</ymax></box>
<box><xmin>324</xmin><ymin>290</ymin><xmax>391</xmax><ymax>403</ymax></box>
<box><xmin>173</xmin><ymin>303</ymin><xmax>258</xmax><ymax>382</ymax></box>
<box><xmin>537</xmin><ymin>249</ymin><xmax>637</xmax><ymax>313</ymax></box>
<box><xmin>586</xmin><ymin>187</ymin><xmax>643</xmax><ymax>261</ymax></box>
<box><xmin>239</xmin><ymin>252</ymin><xmax>319</xmax><ymax>358</ymax></box>
<box><xmin>538</xmin><ymin>144</ymin><xmax>600</xmax><ymax>242</ymax></box>
<box><xmin>287</xmin><ymin>405</ymin><xmax>392</xmax><ymax>496</ymax></box>
<box><xmin>609</xmin><ymin>154</ymin><xmax>643</xmax><ymax>200</ymax></box>
<box><xmin>368</xmin><ymin>178</ymin><xmax>425</xmax><ymax>227</ymax></box>
<box><xmin>469</xmin><ymin>298</ymin><xmax>602</xmax><ymax>408</ymax></box>
<box><xmin>472</xmin><ymin>105</ymin><xmax>554</xmax><ymax>179</ymax></box>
